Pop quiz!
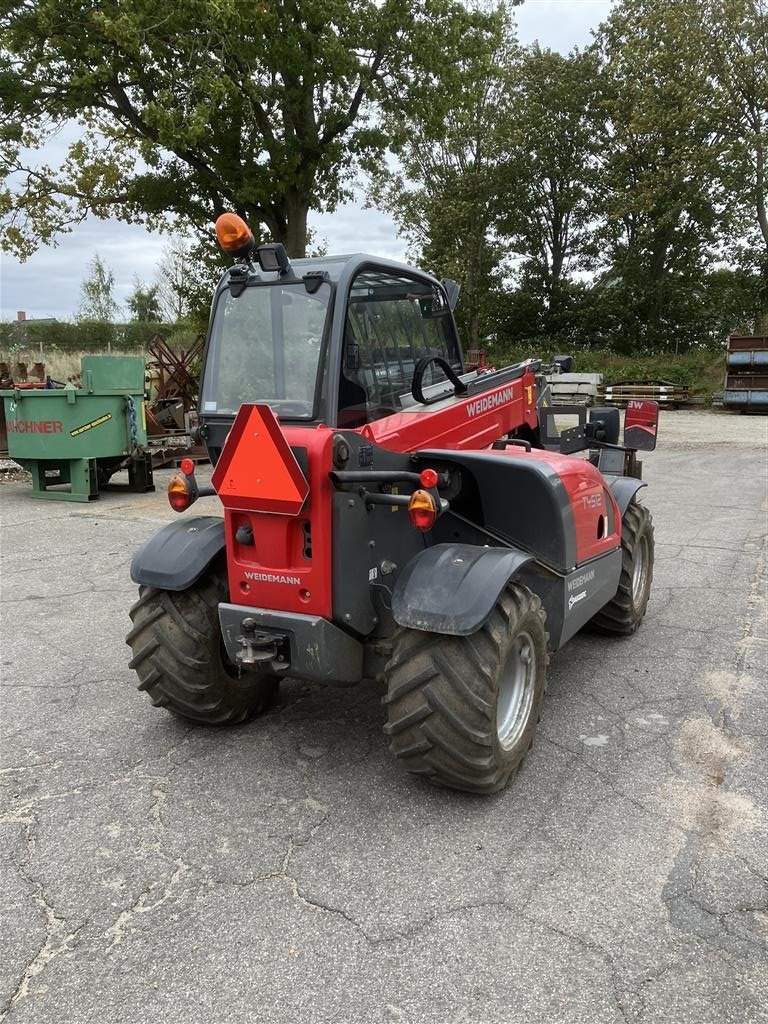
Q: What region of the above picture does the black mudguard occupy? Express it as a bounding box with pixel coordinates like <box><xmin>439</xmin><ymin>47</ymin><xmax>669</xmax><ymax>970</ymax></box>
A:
<box><xmin>418</xmin><ymin>448</ymin><xmax>576</xmax><ymax>572</ymax></box>
<box><xmin>392</xmin><ymin>543</ymin><xmax>533</xmax><ymax>637</ymax></box>
<box><xmin>130</xmin><ymin>516</ymin><xmax>225</xmax><ymax>591</ymax></box>
<box><xmin>604</xmin><ymin>475</ymin><xmax>646</xmax><ymax>517</ymax></box>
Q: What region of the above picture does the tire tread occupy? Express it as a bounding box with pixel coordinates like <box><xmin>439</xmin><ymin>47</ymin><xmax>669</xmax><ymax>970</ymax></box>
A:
<box><xmin>590</xmin><ymin>502</ymin><xmax>654</xmax><ymax>635</ymax></box>
<box><xmin>126</xmin><ymin>565</ymin><xmax>276</xmax><ymax>725</ymax></box>
<box><xmin>384</xmin><ymin>584</ymin><xmax>548</xmax><ymax>794</ymax></box>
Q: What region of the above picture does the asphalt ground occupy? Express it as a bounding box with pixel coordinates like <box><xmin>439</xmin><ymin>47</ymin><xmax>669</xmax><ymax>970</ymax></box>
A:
<box><xmin>0</xmin><ymin>409</ymin><xmax>766</xmax><ymax>1024</ymax></box>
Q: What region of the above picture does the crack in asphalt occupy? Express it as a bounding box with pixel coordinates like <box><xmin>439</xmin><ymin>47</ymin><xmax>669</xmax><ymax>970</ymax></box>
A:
<box><xmin>222</xmin><ymin>856</ymin><xmax>639</xmax><ymax>1024</ymax></box>
<box><xmin>538</xmin><ymin>734</ymin><xmax>687</xmax><ymax>834</ymax></box>
<box><xmin>103</xmin><ymin>859</ymin><xmax>189</xmax><ymax>950</ymax></box>
<box><xmin>0</xmin><ymin>585</ymin><xmax>130</xmax><ymax>604</ymax></box>
<box><xmin>1</xmin><ymin>450</ymin><xmax>766</xmax><ymax>1022</ymax></box>
<box><xmin>0</xmin><ymin>761</ymin><xmax>62</xmax><ymax>777</ymax></box>
<box><xmin>0</xmin><ymin>809</ymin><xmax>87</xmax><ymax>1021</ymax></box>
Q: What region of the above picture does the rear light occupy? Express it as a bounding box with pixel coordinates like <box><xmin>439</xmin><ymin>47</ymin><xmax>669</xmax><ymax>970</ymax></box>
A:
<box><xmin>180</xmin><ymin>457</ymin><xmax>195</xmax><ymax>476</ymax></box>
<box><xmin>408</xmin><ymin>489</ymin><xmax>438</xmax><ymax>532</ymax></box>
<box><xmin>419</xmin><ymin>467</ymin><xmax>438</xmax><ymax>489</ymax></box>
<box><xmin>168</xmin><ymin>474</ymin><xmax>192</xmax><ymax>513</ymax></box>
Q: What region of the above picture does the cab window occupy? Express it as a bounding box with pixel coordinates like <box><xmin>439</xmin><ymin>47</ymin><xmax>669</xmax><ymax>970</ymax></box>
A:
<box><xmin>337</xmin><ymin>269</ymin><xmax>462</xmax><ymax>426</ymax></box>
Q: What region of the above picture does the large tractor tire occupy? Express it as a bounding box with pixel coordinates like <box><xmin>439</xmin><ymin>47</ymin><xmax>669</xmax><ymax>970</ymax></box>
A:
<box><xmin>590</xmin><ymin>501</ymin><xmax>654</xmax><ymax>635</ymax></box>
<box><xmin>383</xmin><ymin>583</ymin><xmax>548</xmax><ymax>794</ymax></box>
<box><xmin>126</xmin><ymin>565</ymin><xmax>277</xmax><ymax>725</ymax></box>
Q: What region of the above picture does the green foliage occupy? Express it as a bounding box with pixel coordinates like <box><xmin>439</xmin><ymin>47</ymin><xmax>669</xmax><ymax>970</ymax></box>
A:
<box><xmin>126</xmin><ymin>277</ymin><xmax>161</xmax><ymax>322</ymax></box>
<box><xmin>155</xmin><ymin>234</ymin><xmax>220</xmax><ymax>328</ymax></box>
<box><xmin>164</xmin><ymin>325</ymin><xmax>205</xmax><ymax>353</ymax></box>
<box><xmin>699</xmin><ymin>0</ymin><xmax>768</xmax><ymax>329</ymax></box>
<box><xmin>501</xmin><ymin>47</ymin><xmax>604</xmax><ymax>318</ymax></box>
<box><xmin>700</xmin><ymin>0</ymin><xmax>768</xmax><ymax>253</ymax></box>
<box><xmin>2</xmin><ymin>0</ymin><xmax>764</xmax><ymax>356</ymax></box>
<box><xmin>486</xmin><ymin>267</ymin><xmax>762</xmax><ymax>354</ymax></box>
<box><xmin>77</xmin><ymin>253</ymin><xmax>119</xmax><ymax>322</ymax></box>
<box><xmin>369</xmin><ymin>4</ymin><xmax>515</xmax><ymax>348</ymax></box>
<box><xmin>595</xmin><ymin>0</ymin><xmax>727</xmax><ymax>348</ymax></box>
<box><xmin>1</xmin><ymin>0</ymin><xmax>492</xmax><ymax>258</ymax></box>
<box><xmin>490</xmin><ymin>344</ymin><xmax>726</xmax><ymax>398</ymax></box>
<box><xmin>0</xmin><ymin>320</ymin><xmax>173</xmax><ymax>354</ymax></box>
<box><xmin>492</xmin><ymin>0</ymin><xmax>765</xmax><ymax>353</ymax></box>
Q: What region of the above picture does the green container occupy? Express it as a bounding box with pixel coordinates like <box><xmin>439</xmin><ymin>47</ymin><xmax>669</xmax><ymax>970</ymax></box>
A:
<box><xmin>1</xmin><ymin>356</ymin><xmax>149</xmax><ymax>501</ymax></box>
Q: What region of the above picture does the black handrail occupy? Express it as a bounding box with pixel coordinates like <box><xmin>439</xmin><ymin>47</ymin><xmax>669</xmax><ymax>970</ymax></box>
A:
<box><xmin>410</xmin><ymin>356</ymin><xmax>468</xmax><ymax>406</ymax></box>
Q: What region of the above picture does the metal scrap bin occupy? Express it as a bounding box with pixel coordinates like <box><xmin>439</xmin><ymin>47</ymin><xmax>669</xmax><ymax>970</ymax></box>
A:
<box><xmin>0</xmin><ymin>356</ymin><xmax>153</xmax><ymax>501</ymax></box>
<box><xmin>723</xmin><ymin>335</ymin><xmax>768</xmax><ymax>412</ymax></box>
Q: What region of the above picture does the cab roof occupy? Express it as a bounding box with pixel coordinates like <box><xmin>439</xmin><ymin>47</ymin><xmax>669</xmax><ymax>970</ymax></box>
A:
<box><xmin>221</xmin><ymin>252</ymin><xmax>442</xmax><ymax>291</ymax></box>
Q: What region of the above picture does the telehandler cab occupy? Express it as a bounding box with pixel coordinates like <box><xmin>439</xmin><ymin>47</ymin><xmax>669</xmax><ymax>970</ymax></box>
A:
<box><xmin>127</xmin><ymin>212</ymin><xmax>659</xmax><ymax>793</ymax></box>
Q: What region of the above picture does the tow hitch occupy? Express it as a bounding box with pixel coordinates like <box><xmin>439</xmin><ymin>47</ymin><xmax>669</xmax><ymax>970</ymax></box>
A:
<box><xmin>237</xmin><ymin>619</ymin><xmax>289</xmax><ymax>670</ymax></box>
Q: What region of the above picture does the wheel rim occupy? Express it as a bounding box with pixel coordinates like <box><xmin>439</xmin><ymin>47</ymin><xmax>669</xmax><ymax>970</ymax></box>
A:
<box><xmin>496</xmin><ymin>631</ymin><xmax>537</xmax><ymax>751</ymax></box>
<box><xmin>631</xmin><ymin>534</ymin><xmax>649</xmax><ymax>605</ymax></box>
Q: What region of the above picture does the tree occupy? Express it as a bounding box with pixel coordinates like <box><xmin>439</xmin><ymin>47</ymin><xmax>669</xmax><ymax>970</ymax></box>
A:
<box><xmin>700</xmin><ymin>0</ymin><xmax>768</xmax><ymax>331</ymax></box>
<box><xmin>126</xmin><ymin>276</ymin><xmax>161</xmax><ymax>322</ymax></box>
<box><xmin>154</xmin><ymin>234</ymin><xmax>222</xmax><ymax>326</ymax></box>
<box><xmin>498</xmin><ymin>45</ymin><xmax>605</xmax><ymax>338</ymax></box>
<box><xmin>596</xmin><ymin>0</ymin><xmax>728</xmax><ymax>350</ymax></box>
<box><xmin>0</xmin><ymin>0</ymin><xmax>494</xmax><ymax>260</ymax></box>
<box><xmin>698</xmin><ymin>266</ymin><xmax>766</xmax><ymax>341</ymax></box>
<box><xmin>77</xmin><ymin>253</ymin><xmax>119</xmax><ymax>322</ymax></box>
<box><xmin>154</xmin><ymin>237</ymin><xmax>195</xmax><ymax>324</ymax></box>
<box><xmin>370</xmin><ymin>6</ymin><xmax>515</xmax><ymax>348</ymax></box>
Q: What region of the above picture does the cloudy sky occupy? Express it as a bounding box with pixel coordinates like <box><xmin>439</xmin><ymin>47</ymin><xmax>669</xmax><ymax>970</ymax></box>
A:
<box><xmin>0</xmin><ymin>0</ymin><xmax>613</xmax><ymax>322</ymax></box>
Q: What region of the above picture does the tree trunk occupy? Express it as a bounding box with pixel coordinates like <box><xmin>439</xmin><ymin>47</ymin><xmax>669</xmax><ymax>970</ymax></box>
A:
<box><xmin>249</xmin><ymin>195</ymin><xmax>308</xmax><ymax>258</ymax></box>
<box><xmin>550</xmin><ymin>206</ymin><xmax>566</xmax><ymax>315</ymax></box>
<box><xmin>465</xmin><ymin>238</ymin><xmax>480</xmax><ymax>350</ymax></box>
<box><xmin>754</xmin><ymin>136</ymin><xmax>768</xmax><ymax>251</ymax></box>
<box><xmin>467</xmin><ymin>310</ymin><xmax>480</xmax><ymax>350</ymax></box>
<box><xmin>641</xmin><ymin>222</ymin><xmax>674</xmax><ymax>347</ymax></box>
<box><xmin>756</xmin><ymin>264</ymin><xmax>768</xmax><ymax>336</ymax></box>
<box><xmin>751</xmin><ymin>137</ymin><xmax>768</xmax><ymax>335</ymax></box>
<box><xmin>284</xmin><ymin>194</ymin><xmax>309</xmax><ymax>259</ymax></box>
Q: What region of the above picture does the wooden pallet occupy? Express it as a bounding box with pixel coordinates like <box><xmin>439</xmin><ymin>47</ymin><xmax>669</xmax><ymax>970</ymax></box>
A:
<box><xmin>598</xmin><ymin>380</ymin><xmax>695</xmax><ymax>407</ymax></box>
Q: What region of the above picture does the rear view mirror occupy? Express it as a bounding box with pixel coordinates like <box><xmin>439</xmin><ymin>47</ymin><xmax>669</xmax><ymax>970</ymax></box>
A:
<box><xmin>440</xmin><ymin>278</ymin><xmax>461</xmax><ymax>311</ymax></box>
<box><xmin>624</xmin><ymin>400</ymin><xmax>659</xmax><ymax>451</ymax></box>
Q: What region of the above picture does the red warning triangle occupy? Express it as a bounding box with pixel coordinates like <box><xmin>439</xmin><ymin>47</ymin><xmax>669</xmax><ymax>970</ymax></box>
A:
<box><xmin>211</xmin><ymin>404</ymin><xmax>309</xmax><ymax>515</ymax></box>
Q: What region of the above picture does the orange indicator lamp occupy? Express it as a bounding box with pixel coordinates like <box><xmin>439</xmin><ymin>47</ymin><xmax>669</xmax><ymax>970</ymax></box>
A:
<box><xmin>408</xmin><ymin>489</ymin><xmax>438</xmax><ymax>532</ymax></box>
<box><xmin>168</xmin><ymin>474</ymin><xmax>193</xmax><ymax>513</ymax></box>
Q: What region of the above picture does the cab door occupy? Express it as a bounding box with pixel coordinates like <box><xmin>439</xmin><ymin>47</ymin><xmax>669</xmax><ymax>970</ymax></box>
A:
<box><xmin>335</xmin><ymin>267</ymin><xmax>463</xmax><ymax>427</ymax></box>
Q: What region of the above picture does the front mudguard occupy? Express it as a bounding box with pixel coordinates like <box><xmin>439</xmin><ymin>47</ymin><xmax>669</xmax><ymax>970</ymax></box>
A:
<box><xmin>130</xmin><ymin>516</ymin><xmax>225</xmax><ymax>591</ymax></box>
<box><xmin>604</xmin><ymin>475</ymin><xmax>647</xmax><ymax>517</ymax></box>
<box><xmin>391</xmin><ymin>543</ymin><xmax>533</xmax><ymax>637</ymax></box>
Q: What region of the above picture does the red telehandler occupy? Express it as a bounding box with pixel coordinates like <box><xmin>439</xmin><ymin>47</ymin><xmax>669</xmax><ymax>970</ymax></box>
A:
<box><xmin>127</xmin><ymin>213</ymin><xmax>659</xmax><ymax>793</ymax></box>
